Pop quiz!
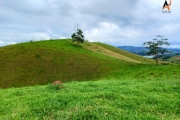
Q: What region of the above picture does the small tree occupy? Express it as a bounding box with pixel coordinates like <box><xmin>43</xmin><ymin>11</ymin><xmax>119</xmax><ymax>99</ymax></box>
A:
<box><xmin>143</xmin><ymin>35</ymin><xmax>171</xmax><ymax>65</ymax></box>
<box><xmin>71</xmin><ymin>29</ymin><xmax>84</xmax><ymax>45</ymax></box>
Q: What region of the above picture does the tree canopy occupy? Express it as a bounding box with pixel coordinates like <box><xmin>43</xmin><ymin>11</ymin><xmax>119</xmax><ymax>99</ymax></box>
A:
<box><xmin>71</xmin><ymin>29</ymin><xmax>84</xmax><ymax>45</ymax></box>
<box><xmin>143</xmin><ymin>35</ymin><xmax>171</xmax><ymax>65</ymax></box>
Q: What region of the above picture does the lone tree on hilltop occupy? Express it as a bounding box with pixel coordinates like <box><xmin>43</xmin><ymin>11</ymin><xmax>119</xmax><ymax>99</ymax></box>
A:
<box><xmin>143</xmin><ymin>35</ymin><xmax>171</xmax><ymax>65</ymax></box>
<box><xmin>71</xmin><ymin>29</ymin><xmax>85</xmax><ymax>45</ymax></box>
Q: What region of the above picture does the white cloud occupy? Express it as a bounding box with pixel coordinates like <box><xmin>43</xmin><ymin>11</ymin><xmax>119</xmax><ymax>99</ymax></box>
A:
<box><xmin>27</xmin><ymin>33</ymin><xmax>51</xmax><ymax>41</ymax></box>
<box><xmin>0</xmin><ymin>0</ymin><xmax>179</xmax><ymax>48</ymax></box>
<box><xmin>159</xmin><ymin>23</ymin><xmax>180</xmax><ymax>35</ymax></box>
<box><xmin>0</xmin><ymin>40</ymin><xmax>17</xmax><ymax>46</ymax></box>
<box><xmin>85</xmin><ymin>22</ymin><xmax>144</xmax><ymax>46</ymax></box>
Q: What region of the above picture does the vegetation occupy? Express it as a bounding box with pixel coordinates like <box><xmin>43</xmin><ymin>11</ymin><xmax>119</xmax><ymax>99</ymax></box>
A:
<box><xmin>80</xmin><ymin>42</ymin><xmax>141</xmax><ymax>63</ymax></box>
<box><xmin>0</xmin><ymin>39</ymin><xmax>179</xmax><ymax>119</ymax></box>
<box><xmin>71</xmin><ymin>29</ymin><xmax>84</xmax><ymax>45</ymax></box>
<box><xmin>143</xmin><ymin>35</ymin><xmax>171</xmax><ymax>65</ymax></box>
<box><xmin>117</xmin><ymin>46</ymin><xmax>180</xmax><ymax>56</ymax></box>
<box><xmin>0</xmin><ymin>39</ymin><xmax>153</xmax><ymax>88</ymax></box>
<box><xmin>167</xmin><ymin>55</ymin><xmax>180</xmax><ymax>63</ymax></box>
<box><xmin>0</xmin><ymin>64</ymin><xmax>179</xmax><ymax>119</ymax></box>
<box><xmin>0</xmin><ymin>39</ymin><xmax>121</xmax><ymax>88</ymax></box>
<box><xmin>94</xmin><ymin>42</ymin><xmax>155</xmax><ymax>64</ymax></box>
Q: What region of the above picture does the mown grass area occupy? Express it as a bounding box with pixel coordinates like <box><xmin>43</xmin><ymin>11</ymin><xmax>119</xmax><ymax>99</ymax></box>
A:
<box><xmin>0</xmin><ymin>76</ymin><xmax>179</xmax><ymax>119</ymax></box>
<box><xmin>94</xmin><ymin>42</ymin><xmax>155</xmax><ymax>64</ymax></box>
<box><xmin>0</xmin><ymin>39</ymin><xmax>134</xmax><ymax>88</ymax></box>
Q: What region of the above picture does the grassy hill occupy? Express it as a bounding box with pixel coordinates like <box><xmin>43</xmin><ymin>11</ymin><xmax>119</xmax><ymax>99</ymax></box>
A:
<box><xmin>167</xmin><ymin>55</ymin><xmax>180</xmax><ymax>63</ymax></box>
<box><xmin>94</xmin><ymin>42</ymin><xmax>155</xmax><ymax>64</ymax></box>
<box><xmin>80</xmin><ymin>42</ymin><xmax>141</xmax><ymax>63</ymax></box>
<box><xmin>0</xmin><ymin>39</ymin><xmax>179</xmax><ymax>119</ymax></box>
<box><xmin>0</xmin><ymin>39</ymin><xmax>155</xmax><ymax>88</ymax></box>
<box><xmin>0</xmin><ymin>68</ymin><xmax>179</xmax><ymax>119</ymax></box>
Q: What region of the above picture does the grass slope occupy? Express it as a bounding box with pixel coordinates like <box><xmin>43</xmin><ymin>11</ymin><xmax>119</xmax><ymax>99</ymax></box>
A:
<box><xmin>107</xmin><ymin>63</ymin><xmax>180</xmax><ymax>80</ymax></box>
<box><xmin>94</xmin><ymin>42</ymin><xmax>155</xmax><ymax>64</ymax></box>
<box><xmin>80</xmin><ymin>42</ymin><xmax>141</xmax><ymax>63</ymax></box>
<box><xmin>0</xmin><ymin>39</ymin><xmax>137</xmax><ymax>88</ymax></box>
<box><xmin>0</xmin><ymin>39</ymin><xmax>179</xmax><ymax>119</ymax></box>
<box><xmin>168</xmin><ymin>55</ymin><xmax>180</xmax><ymax>63</ymax></box>
<box><xmin>0</xmin><ymin>74</ymin><xmax>179</xmax><ymax>119</ymax></box>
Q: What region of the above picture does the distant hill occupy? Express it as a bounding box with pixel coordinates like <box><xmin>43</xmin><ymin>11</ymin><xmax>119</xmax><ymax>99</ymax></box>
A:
<box><xmin>117</xmin><ymin>46</ymin><xmax>180</xmax><ymax>56</ymax></box>
<box><xmin>167</xmin><ymin>55</ymin><xmax>180</xmax><ymax>63</ymax></box>
<box><xmin>0</xmin><ymin>39</ymin><xmax>155</xmax><ymax>88</ymax></box>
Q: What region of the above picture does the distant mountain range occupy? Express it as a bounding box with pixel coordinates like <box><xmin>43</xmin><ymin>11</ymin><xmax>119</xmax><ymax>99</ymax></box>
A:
<box><xmin>117</xmin><ymin>46</ymin><xmax>180</xmax><ymax>56</ymax></box>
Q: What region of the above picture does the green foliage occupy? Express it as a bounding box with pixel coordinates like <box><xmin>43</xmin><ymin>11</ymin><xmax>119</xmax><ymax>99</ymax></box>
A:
<box><xmin>143</xmin><ymin>35</ymin><xmax>171</xmax><ymax>65</ymax></box>
<box><xmin>71</xmin><ymin>29</ymin><xmax>84</xmax><ymax>44</ymax></box>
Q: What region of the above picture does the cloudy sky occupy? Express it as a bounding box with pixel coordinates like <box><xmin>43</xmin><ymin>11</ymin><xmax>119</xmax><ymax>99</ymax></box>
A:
<box><xmin>0</xmin><ymin>0</ymin><xmax>180</xmax><ymax>48</ymax></box>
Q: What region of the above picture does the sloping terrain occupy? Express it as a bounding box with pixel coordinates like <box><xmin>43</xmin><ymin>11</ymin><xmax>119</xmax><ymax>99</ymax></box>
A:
<box><xmin>0</xmin><ymin>39</ymin><xmax>179</xmax><ymax>119</ymax></box>
<box><xmin>80</xmin><ymin>42</ymin><xmax>141</xmax><ymax>63</ymax></box>
<box><xmin>0</xmin><ymin>39</ymin><xmax>154</xmax><ymax>88</ymax></box>
<box><xmin>94</xmin><ymin>42</ymin><xmax>155</xmax><ymax>64</ymax></box>
<box><xmin>167</xmin><ymin>55</ymin><xmax>180</xmax><ymax>63</ymax></box>
<box><xmin>0</xmin><ymin>76</ymin><xmax>179</xmax><ymax>119</ymax></box>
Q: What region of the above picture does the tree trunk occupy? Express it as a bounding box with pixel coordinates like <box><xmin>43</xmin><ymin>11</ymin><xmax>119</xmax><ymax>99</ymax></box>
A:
<box><xmin>155</xmin><ymin>54</ymin><xmax>159</xmax><ymax>65</ymax></box>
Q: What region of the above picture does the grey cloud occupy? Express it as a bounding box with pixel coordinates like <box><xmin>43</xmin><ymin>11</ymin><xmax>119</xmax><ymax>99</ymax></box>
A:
<box><xmin>80</xmin><ymin>0</ymin><xmax>137</xmax><ymax>16</ymax></box>
<box><xmin>0</xmin><ymin>0</ymin><xmax>179</xmax><ymax>48</ymax></box>
<box><xmin>79</xmin><ymin>0</ymin><xmax>138</xmax><ymax>25</ymax></box>
<box><xmin>1</xmin><ymin>0</ymin><xmax>51</xmax><ymax>16</ymax></box>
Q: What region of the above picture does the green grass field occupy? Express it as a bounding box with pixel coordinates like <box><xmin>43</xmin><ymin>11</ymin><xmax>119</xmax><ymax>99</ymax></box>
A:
<box><xmin>0</xmin><ymin>39</ymin><xmax>179</xmax><ymax>119</ymax></box>
<box><xmin>0</xmin><ymin>75</ymin><xmax>179</xmax><ymax>119</ymax></box>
